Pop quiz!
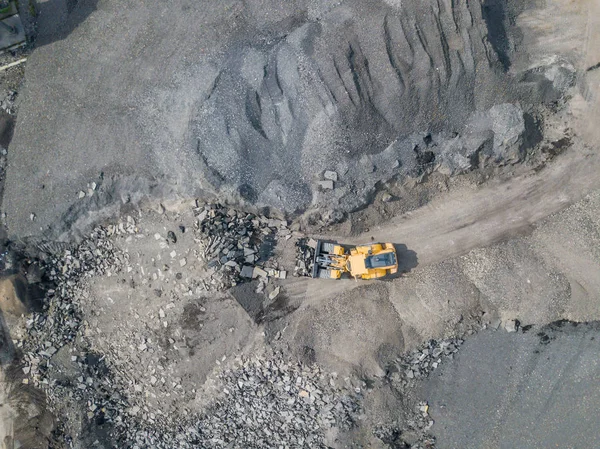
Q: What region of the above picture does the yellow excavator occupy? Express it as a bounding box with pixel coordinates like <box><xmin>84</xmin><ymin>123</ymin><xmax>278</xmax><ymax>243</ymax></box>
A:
<box><xmin>311</xmin><ymin>240</ymin><xmax>398</xmax><ymax>280</ymax></box>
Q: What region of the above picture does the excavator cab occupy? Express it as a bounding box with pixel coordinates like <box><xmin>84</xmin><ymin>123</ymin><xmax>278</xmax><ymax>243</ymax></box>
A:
<box><xmin>364</xmin><ymin>252</ymin><xmax>396</xmax><ymax>269</ymax></box>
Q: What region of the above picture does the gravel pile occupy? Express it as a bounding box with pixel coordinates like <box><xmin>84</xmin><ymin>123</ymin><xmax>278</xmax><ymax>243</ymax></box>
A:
<box><xmin>21</xmin><ymin>225</ymin><xmax>129</xmax><ymax>374</ymax></box>
<box><xmin>195</xmin><ymin>202</ymin><xmax>290</xmax><ymax>292</ymax></box>
<box><xmin>396</xmin><ymin>338</ymin><xmax>464</xmax><ymax>382</ymax></box>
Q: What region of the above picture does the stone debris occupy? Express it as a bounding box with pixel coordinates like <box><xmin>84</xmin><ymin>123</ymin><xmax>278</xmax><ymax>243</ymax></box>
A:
<box><xmin>195</xmin><ymin>202</ymin><xmax>291</xmax><ymax>291</ymax></box>
<box><xmin>318</xmin><ymin>180</ymin><xmax>334</xmax><ymax>190</ymax></box>
<box><xmin>391</xmin><ymin>338</ymin><xmax>464</xmax><ymax>384</ymax></box>
<box><xmin>294</xmin><ymin>238</ymin><xmax>316</xmax><ymax>277</ymax></box>
<box><xmin>504</xmin><ymin>319</ymin><xmax>520</xmax><ymax>333</ymax></box>
<box><xmin>240</xmin><ymin>265</ymin><xmax>254</xmax><ymax>278</ymax></box>
<box><xmin>252</xmin><ymin>266</ymin><xmax>267</xmax><ymax>279</ymax></box>
<box><xmin>15</xmin><ymin>205</ymin><xmax>334</xmax><ymax>448</ymax></box>
<box><xmin>324</xmin><ymin>170</ymin><xmax>338</xmax><ymax>181</ymax></box>
<box><xmin>24</xmin><ymin>242</ymin><xmax>361</xmax><ymax>447</ymax></box>
<box><xmin>1</xmin><ymin>90</ymin><xmax>17</xmax><ymax>115</ymax></box>
<box><xmin>19</xmin><ymin>225</ymin><xmax>134</xmax><ymax>442</ymax></box>
<box><xmin>374</xmin><ymin>413</ymin><xmax>437</xmax><ymax>449</ymax></box>
<box><xmin>125</xmin><ymin>354</ymin><xmax>362</xmax><ymax>448</ymax></box>
<box><xmin>268</xmin><ymin>286</ymin><xmax>281</xmax><ymax>300</ymax></box>
<box><xmin>374</xmin><ymin>338</ymin><xmax>464</xmax><ymax>449</ymax></box>
<box><xmin>482</xmin><ymin>310</ymin><xmax>503</xmax><ymax>330</ymax></box>
<box><xmin>381</xmin><ymin>192</ymin><xmax>393</xmax><ymax>203</ymax></box>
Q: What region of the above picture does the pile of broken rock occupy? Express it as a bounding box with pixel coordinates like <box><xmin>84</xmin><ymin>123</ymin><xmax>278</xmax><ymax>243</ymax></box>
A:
<box><xmin>293</xmin><ymin>238</ymin><xmax>317</xmax><ymax>277</ymax></box>
<box><xmin>19</xmin><ymin>225</ymin><xmax>133</xmax><ymax>441</ymax></box>
<box><xmin>127</xmin><ymin>353</ymin><xmax>362</xmax><ymax>448</ymax></box>
<box><xmin>195</xmin><ymin>202</ymin><xmax>289</xmax><ymax>293</ymax></box>
<box><xmin>16</xmin><ymin>215</ymin><xmax>365</xmax><ymax>448</ymax></box>
<box><xmin>394</xmin><ymin>338</ymin><xmax>464</xmax><ymax>384</ymax></box>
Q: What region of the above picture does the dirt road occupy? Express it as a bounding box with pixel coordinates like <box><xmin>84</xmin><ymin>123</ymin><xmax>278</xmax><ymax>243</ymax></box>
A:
<box><xmin>282</xmin><ymin>132</ymin><xmax>600</xmax><ymax>308</ymax></box>
<box><xmin>353</xmin><ymin>141</ymin><xmax>600</xmax><ymax>267</ymax></box>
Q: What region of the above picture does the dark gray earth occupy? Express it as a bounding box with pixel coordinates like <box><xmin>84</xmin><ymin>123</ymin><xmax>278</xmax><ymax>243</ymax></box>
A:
<box><xmin>424</xmin><ymin>322</ymin><xmax>600</xmax><ymax>449</ymax></box>
<box><xmin>2</xmin><ymin>0</ymin><xmax>573</xmax><ymax>241</ymax></box>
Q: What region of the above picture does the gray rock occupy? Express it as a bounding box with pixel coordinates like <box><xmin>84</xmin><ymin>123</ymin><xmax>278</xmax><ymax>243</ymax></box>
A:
<box><xmin>324</xmin><ymin>171</ymin><xmax>338</xmax><ymax>181</ymax></box>
<box><xmin>318</xmin><ymin>180</ymin><xmax>334</xmax><ymax>190</ymax></box>
<box><xmin>488</xmin><ymin>104</ymin><xmax>526</xmax><ymax>164</ymax></box>
<box><xmin>268</xmin><ymin>286</ymin><xmax>281</xmax><ymax>300</ymax></box>
<box><xmin>252</xmin><ymin>267</ymin><xmax>268</xmax><ymax>278</ymax></box>
<box><xmin>504</xmin><ymin>319</ymin><xmax>519</xmax><ymax>333</ymax></box>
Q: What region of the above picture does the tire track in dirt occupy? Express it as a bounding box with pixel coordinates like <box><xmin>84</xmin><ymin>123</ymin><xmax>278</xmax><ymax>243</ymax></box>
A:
<box><xmin>352</xmin><ymin>143</ymin><xmax>600</xmax><ymax>267</ymax></box>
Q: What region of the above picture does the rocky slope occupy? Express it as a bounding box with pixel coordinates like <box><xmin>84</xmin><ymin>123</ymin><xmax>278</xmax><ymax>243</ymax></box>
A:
<box><xmin>2</xmin><ymin>0</ymin><xmax>570</xmax><ymax>241</ymax></box>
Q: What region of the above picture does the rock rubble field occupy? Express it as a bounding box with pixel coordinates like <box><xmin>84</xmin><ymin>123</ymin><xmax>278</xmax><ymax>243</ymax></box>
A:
<box><xmin>9</xmin><ymin>201</ymin><xmax>476</xmax><ymax>448</ymax></box>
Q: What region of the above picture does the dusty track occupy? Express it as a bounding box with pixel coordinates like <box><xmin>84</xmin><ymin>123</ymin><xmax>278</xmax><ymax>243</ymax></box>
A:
<box><xmin>285</xmin><ymin>101</ymin><xmax>600</xmax><ymax>314</ymax></box>
<box><xmin>354</xmin><ymin>141</ymin><xmax>599</xmax><ymax>267</ymax></box>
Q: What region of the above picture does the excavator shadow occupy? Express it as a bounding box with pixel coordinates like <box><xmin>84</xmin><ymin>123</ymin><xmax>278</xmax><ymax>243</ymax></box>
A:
<box><xmin>384</xmin><ymin>243</ymin><xmax>418</xmax><ymax>280</ymax></box>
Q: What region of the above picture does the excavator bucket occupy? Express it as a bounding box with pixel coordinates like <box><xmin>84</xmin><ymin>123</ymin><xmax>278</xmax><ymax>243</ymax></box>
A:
<box><xmin>311</xmin><ymin>240</ymin><xmax>345</xmax><ymax>279</ymax></box>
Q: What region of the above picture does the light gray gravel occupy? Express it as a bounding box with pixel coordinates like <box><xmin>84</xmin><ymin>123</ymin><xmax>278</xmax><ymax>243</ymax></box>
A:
<box><xmin>423</xmin><ymin>322</ymin><xmax>600</xmax><ymax>449</ymax></box>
